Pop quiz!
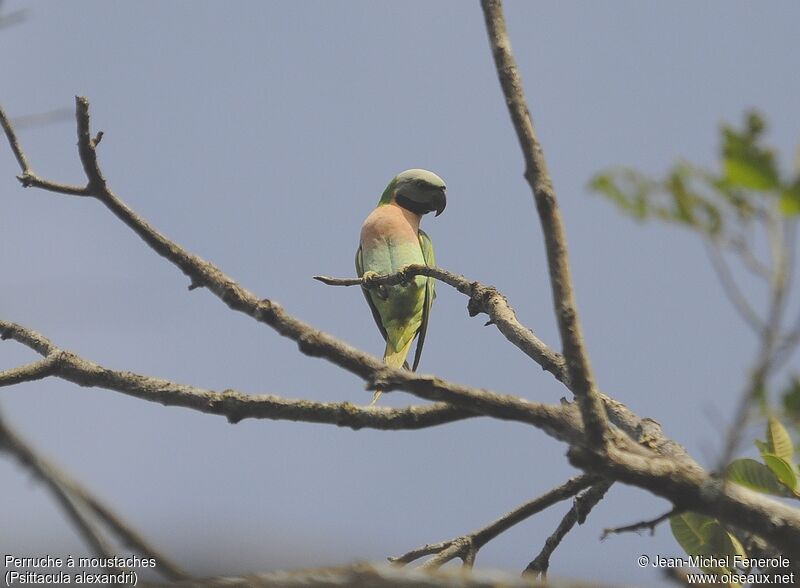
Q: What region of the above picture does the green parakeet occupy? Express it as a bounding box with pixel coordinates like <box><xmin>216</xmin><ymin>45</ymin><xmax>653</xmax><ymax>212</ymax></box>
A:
<box><xmin>356</xmin><ymin>169</ymin><xmax>447</xmax><ymax>404</ymax></box>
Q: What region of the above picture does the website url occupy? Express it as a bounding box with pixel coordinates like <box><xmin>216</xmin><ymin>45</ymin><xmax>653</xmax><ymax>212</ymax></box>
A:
<box><xmin>686</xmin><ymin>571</ymin><xmax>796</xmax><ymax>584</ymax></box>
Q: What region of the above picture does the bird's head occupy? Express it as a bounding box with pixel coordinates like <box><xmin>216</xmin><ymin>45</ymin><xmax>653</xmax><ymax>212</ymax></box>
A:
<box><xmin>380</xmin><ymin>169</ymin><xmax>447</xmax><ymax>217</ymax></box>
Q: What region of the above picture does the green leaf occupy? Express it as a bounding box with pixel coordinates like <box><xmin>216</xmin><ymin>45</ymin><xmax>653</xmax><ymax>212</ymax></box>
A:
<box><xmin>663</xmin><ymin>169</ymin><xmax>722</xmax><ymax>236</ymax></box>
<box><xmin>670</xmin><ymin>512</ymin><xmax>747</xmax><ymax>580</ymax></box>
<box><xmin>670</xmin><ymin>513</ymin><xmax>747</xmax><ymax>557</ymax></box>
<box><xmin>766</xmin><ymin>416</ymin><xmax>794</xmax><ymax>462</ymax></box>
<box><xmin>755</xmin><ymin>439</ymin><xmax>770</xmax><ymax>455</ymax></box>
<box><xmin>724</xmin><ymin>158</ymin><xmax>779</xmax><ymax>191</ymax></box>
<box><xmin>762</xmin><ymin>453</ymin><xmax>798</xmax><ymax>493</ymax></box>
<box><xmin>779</xmin><ymin>178</ymin><xmax>800</xmax><ymax>216</ymax></box>
<box><xmin>721</xmin><ymin>112</ymin><xmax>779</xmax><ymax>191</ymax></box>
<box><xmin>726</xmin><ymin>458</ymin><xmax>793</xmax><ymax>497</ymax></box>
<box><xmin>671</xmin><ymin>512</ymin><xmax>714</xmax><ymax>555</ymax></box>
<box><xmin>589</xmin><ymin>171</ymin><xmax>649</xmax><ymax>220</ymax></box>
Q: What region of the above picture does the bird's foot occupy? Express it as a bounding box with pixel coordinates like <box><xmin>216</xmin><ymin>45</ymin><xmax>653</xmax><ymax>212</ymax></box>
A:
<box><xmin>370</xmin><ymin>390</ymin><xmax>383</xmax><ymax>405</ymax></box>
<box><xmin>361</xmin><ymin>271</ymin><xmax>380</xmax><ymax>288</ymax></box>
<box><xmin>398</xmin><ymin>265</ymin><xmax>416</xmax><ymax>286</ymax></box>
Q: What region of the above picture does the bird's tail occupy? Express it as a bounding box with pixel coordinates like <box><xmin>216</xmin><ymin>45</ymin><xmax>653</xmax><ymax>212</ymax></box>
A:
<box><xmin>371</xmin><ymin>337</ymin><xmax>415</xmax><ymax>405</ymax></box>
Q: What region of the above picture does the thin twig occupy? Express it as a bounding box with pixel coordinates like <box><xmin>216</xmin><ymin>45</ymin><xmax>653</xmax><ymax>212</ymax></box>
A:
<box><xmin>58</xmin><ymin>478</ymin><xmax>190</xmax><ymax>580</ymax></box>
<box><xmin>391</xmin><ymin>474</ymin><xmax>598</xmax><ymax>569</ymax></box>
<box><xmin>0</xmin><ymin>410</ymin><xmax>189</xmax><ymax>580</ymax></box>
<box><xmin>525</xmin><ymin>480</ymin><xmax>612</xmax><ymax>579</ymax></box>
<box><xmin>717</xmin><ymin>207</ymin><xmax>791</xmax><ymax>470</ymax></box>
<box><xmin>704</xmin><ymin>239</ymin><xmax>763</xmax><ymax>333</ymax></box>
<box><xmin>480</xmin><ymin>0</ymin><xmax>608</xmax><ymax>448</ymax></box>
<box><xmin>0</xmin><ymin>410</ymin><xmax>119</xmax><ymax>566</ymax></box>
<box><xmin>315</xmin><ymin>267</ymin><xmax>567</xmax><ymax>384</ymax></box>
<box><xmin>600</xmin><ymin>508</ymin><xmax>678</xmax><ymax>540</ymax></box>
<box><xmin>725</xmin><ymin>235</ymin><xmax>771</xmax><ymax>280</ymax></box>
<box><xmin>0</xmin><ymin>103</ymin><xmax>31</xmax><ymax>171</ymax></box>
<box><xmin>0</xmin><ymin>104</ymin><xmax>89</xmax><ymax>195</ymax></box>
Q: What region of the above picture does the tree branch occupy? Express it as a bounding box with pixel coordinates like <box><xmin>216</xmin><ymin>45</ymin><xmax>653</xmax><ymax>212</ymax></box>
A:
<box><xmin>717</xmin><ymin>209</ymin><xmax>792</xmax><ymax>469</ymax></box>
<box><xmin>0</xmin><ymin>411</ymin><xmax>123</xmax><ymax>571</ymax></box>
<box><xmin>3</xmin><ymin>97</ymin><xmax>800</xmax><ymax>557</ymax></box>
<box><xmin>0</xmin><ymin>320</ymin><xmax>477</xmax><ymax>432</ymax></box>
<box><xmin>600</xmin><ymin>507</ymin><xmax>678</xmax><ymax>540</ymax></box>
<box><xmin>315</xmin><ymin>266</ymin><xmax>567</xmax><ymax>384</ymax></box>
<box><xmin>0</xmin><ymin>357</ymin><xmax>58</xmax><ymax>386</ymax></box>
<box><xmin>315</xmin><ymin>270</ymin><xmax>696</xmax><ymax>466</ymax></box>
<box><xmin>2</xmin><ymin>97</ymin><xmax>691</xmax><ymax>462</ymax></box>
<box><xmin>0</xmin><ymin>103</ymin><xmax>89</xmax><ymax>195</ymax></box>
<box><xmin>568</xmin><ymin>442</ymin><xmax>800</xmax><ymax>556</ymax></box>
<box><xmin>704</xmin><ymin>239</ymin><xmax>764</xmax><ymax>334</ymax></box>
<box><xmin>151</xmin><ymin>562</ymin><xmax>590</xmax><ymax>588</ymax></box>
<box><xmin>524</xmin><ymin>480</ymin><xmax>612</xmax><ymax>579</ymax></box>
<box><xmin>0</xmin><ymin>410</ymin><xmax>189</xmax><ymax>580</ymax></box>
<box><xmin>0</xmin><ymin>103</ymin><xmax>30</xmax><ymax>171</ymax></box>
<box><xmin>390</xmin><ymin>474</ymin><xmax>598</xmax><ymax>569</ymax></box>
<box><xmin>0</xmin><ymin>98</ymin><xmax>576</xmax><ymax>439</ymax></box>
<box><xmin>480</xmin><ymin>0</ymin><xmax>608</xmax><ymax>448</ymax></box>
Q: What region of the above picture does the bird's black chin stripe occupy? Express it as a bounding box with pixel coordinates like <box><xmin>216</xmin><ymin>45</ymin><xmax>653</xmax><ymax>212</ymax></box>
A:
<box><xmin>396</xmin><ymin>194</ymin><xmax>433</xmax><ymax>215</ymax></box>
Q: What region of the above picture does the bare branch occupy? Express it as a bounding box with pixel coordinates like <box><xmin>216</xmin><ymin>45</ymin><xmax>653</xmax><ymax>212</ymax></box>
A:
<box><xmin>525</xmin><ymin>481</ymin><xmax>612</xmax><ymax>579</ymax></box>
<box><xmin>58</xmin><ymin>475</ymin><xmax>190</xmax><ymax>580</ymax></box>
<box><xmin>315</xmin><ymin>266</ymin><xmax>567</xmax><ymax>384</ymax></box>
<box><xmin>0</xmin><ymin>357</ymin><xmax>58</xmax><ymax>386</ymax></box>
<box><xmin>320</xmin><ymin>270</ymin><xmax>694</xmax><ymax>467</ymax></box>
<box><xmin>0</xmin><ymin>104</ymin><xmax>90</xmax><ymax>195</ymax></box>
<box><xmin>153</xmin><ymin>562</ymin><xmax>599</xmax><ymax>588</ymax></box>
<box><xmin>480</xmin><ymin>0</ymin><xmax>607</xmax><ymax>447</ymax></box>
<box><xmin>568</xmin><ymin>442</ymin><xmax>800</xmax><ymax>557</ymax></box>
<box><xmin>0</xmin><ymin>320</ymin><xmax>477</xmax><ymax>432</ymax></box>
<box><xmin>717</xmin><ymin>209</ymin><xmax>792</xmax><ymax>470</ymax></box>
<box><xmin>0</xmin><ymin>103</ymin><xmax>31</xmax><ymax>173</ymax></box>
<box><xmin>3</xmin><ymin>97</ymin><xmax>800</xmax><ymax>557</ymax></box>
<box><xmin>2</xmin><ymin>98</ymin><xmax>687</xmax><ymax>461</ymax></box>
<box><xmin>0</xmin><ymin>410</ymin><xmax>189</xmax><ymax>580</ymax></box>
<box><xmin>391</xmin><ymin>474</ymin><xmax>598</xmax><ymax>569</ymax></box>
<box><xmin>0</xmin><ymin>410</ymin><xmax>119</xmax><ymax>566</ymax></box>
<box><xmin>600</xmin><ymin>508</ymin><xmax>678</xmax><ymax>540</ymax></box>
<box><xmin>725</xmin><ymin>235</ymin><xmax>771</xmax><ymax>280</ymax></box>
<box><xmin>704</xmin><ymin>239</ymin><xmax>763</xmax><ymax>334</ymax></box>
<box><xmin>1</xmin><ymin>100</ymin><xmax>575</xmax><ymax>434</ymax></box>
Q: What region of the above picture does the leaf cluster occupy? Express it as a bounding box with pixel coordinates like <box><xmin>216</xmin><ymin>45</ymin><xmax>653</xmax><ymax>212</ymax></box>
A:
<box><xmin>671</xmin><ymin>417</ymin><xmax>798</xmax><ymax>582</ymax></box>
<box><xmin>590</xmin><ymin>112</ymin><xmax>800</xmax><ymax>239</ymax></box>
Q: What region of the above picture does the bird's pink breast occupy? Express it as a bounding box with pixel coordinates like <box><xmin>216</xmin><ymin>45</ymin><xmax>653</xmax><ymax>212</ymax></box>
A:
<box><xmin>360</xmin><ymin>203</ymin><xmax>421</xmax><ymax>249</ymax></box>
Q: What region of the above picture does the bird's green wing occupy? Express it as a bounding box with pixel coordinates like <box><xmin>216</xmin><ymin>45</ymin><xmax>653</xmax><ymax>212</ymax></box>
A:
<box><xmin>356</xmin><ymin>245</ymin><xmax>388</xmax><ymax>342</ymax></box>
<box><xmin>412</xmin><ymin>229</ymin><xmax>436</xmax><ymax>371</ymax></box>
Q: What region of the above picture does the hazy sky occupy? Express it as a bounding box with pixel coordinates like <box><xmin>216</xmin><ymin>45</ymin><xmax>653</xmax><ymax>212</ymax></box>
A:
<box><xmin>2</xmin><ymin>2</ymin><xmax>799</xmax><ymax>586</ymax></box>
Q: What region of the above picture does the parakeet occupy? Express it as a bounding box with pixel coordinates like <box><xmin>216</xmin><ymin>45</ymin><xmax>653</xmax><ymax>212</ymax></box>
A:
<box><xmin>356</xmin><ymin>169</ymin><xmax>447</xmax><ymax>404</ymax></box>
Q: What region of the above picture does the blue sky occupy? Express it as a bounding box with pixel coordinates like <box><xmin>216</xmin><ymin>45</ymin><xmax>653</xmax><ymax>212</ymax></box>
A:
<box><xmin>1</xmin><ymin>2</ymin><xmax>799</xmax><ymax>585</ymax></box>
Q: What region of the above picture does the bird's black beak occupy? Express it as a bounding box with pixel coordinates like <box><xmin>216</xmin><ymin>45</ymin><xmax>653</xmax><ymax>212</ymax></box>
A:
<box><xmin>433</xmin><ymin>189</ymin><xmax>447</xmax><ymax>216</ymax></box>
